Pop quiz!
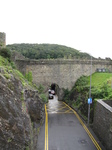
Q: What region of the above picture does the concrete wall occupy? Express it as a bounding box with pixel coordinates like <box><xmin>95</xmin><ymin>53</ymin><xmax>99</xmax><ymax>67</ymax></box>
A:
<box><xmin>0</xmin><ymin>32</ymin><xmax>6</xmax><ymax>48</ymax></box>
<box><xmin>15</xmin><ymin>59</ymin><xmax>112</xmax><ymax>90</ymax></box>
<box><xmin>93</xmin><ymin>100</ymin><xmax>112</xmax><ymax>150</ymax></box>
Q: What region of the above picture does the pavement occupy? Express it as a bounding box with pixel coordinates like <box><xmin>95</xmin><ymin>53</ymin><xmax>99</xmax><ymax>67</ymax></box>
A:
<box><xmin>37</xmin><ymin>96</ymin><xmax>105</xmax><ymax>150</ymax></box>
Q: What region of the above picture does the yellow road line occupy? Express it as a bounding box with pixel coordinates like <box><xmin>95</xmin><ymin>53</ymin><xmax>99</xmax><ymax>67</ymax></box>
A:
<box><xmin>45</xmin><ymin>105</ymin><xmax>46</xmax><ymax>150</ymax></box>
<box><xmin>56</xmin><ymin>106</ymin><xmax>67</xmax><ymax>111</ymax></box>
<box><xmin>47</xmin><ymin>106</ymin><xmax>67</xmax><ymax>112</ymax></box>
<box><xmin>45</xmin><ymin>105</ymin><xmax>48</xmax><ymax>150</ymax></box>
<box><xmin>47</xmin><ymin>111</ymin><xmax>74</xmax><ymax>114</ymax></box>
<box><xmin>63</xmin><ymin>102</ymin><xmax>102</xmax><ymax>150</ymax></box>
<box><xmin>65</xmin><ymin>109</ymin><xmax>71</xmax><ymax>113</ymax></box>
<box><xmin>47</xmin><ymin>114</ymin><xmax>48</xmax><ymax>150</ymax></box>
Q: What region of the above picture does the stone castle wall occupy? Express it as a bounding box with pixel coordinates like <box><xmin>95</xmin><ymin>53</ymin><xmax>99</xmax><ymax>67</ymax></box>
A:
<box><xmin>93</xmin><ymin>100</ymin><xmax>112</xmax><ymax>150</ymax></box>
<box><xmin>15</xmin><ymin>59</ymin><xmax>112</xmax><ymax>90</ymax></box>
<box><xmin>0</xmin><ymin>32</ymin><xmax>6</xmax><ymax>48</ymax></box>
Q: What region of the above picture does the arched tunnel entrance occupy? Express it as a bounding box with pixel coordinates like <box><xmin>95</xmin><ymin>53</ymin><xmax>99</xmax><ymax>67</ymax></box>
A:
<box><xmin>51</xmin><ymin>83</ymin><xmax>58</xmax><ymax>95</ymax></box>
<box><xmin>50</xmin><ymin>83</ymin><xmax>64</xmax><ymax>101</ymax></box>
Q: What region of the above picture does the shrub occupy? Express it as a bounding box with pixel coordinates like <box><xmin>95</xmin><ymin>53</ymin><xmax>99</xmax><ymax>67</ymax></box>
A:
<box><xmin>38</xmin><ymin>84</ymin><xmax>44</xmax><ymax>94</ymax></box>
<box><xmin>63</xmin><ymin>88</ymin><xmax>70</xmax><ymax>101</ymax></box>
<box><xmin>40</xmin><ymin>94</ymin><xmax>48</xmax><ymax>103</ymax></box>
<box><xmin>10</xmin><ymin>61</ymin><xmax>16</xmax><ymax>69</ymax></box>
<box><xmin>0</xmin><ymin>48</ymin><xmax>11</xmax><ymax>61</ymax></box>
<box><xmin>4</xmin><ymin>73</ymin><xmax>11</xmax><ymax>79</ymax></box>
<box><xmin>75</xmin><ymin>75</ymin><xmax>88</xmax><ymax>87</ymax></box>
<box><xmin>25</xmin><ymin>71</ymin><xmax>33</xmax><ymax>82</ymax></box>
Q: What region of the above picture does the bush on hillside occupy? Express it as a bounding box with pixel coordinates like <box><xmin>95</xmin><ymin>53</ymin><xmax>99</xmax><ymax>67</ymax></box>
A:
<box><xmin>63</xmin><ymin>74</ymin><xmax>112</xmax><ymax>123</ymax></box>
<box><xmin>10</xmin><ymin>61</ymin><xmax>16</xmax><ymax>69</ymax></box>
<box><xmin>0</xmin><ymin>48</ymin><xmax>11</xmax><ymax>61</ymax></box>
<box><xmin>38</xmin><ymin>84</ymin><xmax>44</xmax><ymax>94</ymax></box>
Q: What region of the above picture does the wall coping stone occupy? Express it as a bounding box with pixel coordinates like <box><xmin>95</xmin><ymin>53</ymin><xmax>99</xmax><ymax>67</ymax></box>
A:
<box><xmin>15</xmin><ymin>58</ymin><xmax>112</xmax><ymax>65</ymax></box>
<box><xmin>97</xmin><ymin>99</ymin><xmax>112</xmax><ymax>112</ymax></box>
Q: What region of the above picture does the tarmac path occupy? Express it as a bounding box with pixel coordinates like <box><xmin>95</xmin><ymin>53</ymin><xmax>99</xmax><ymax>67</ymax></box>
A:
<box><xmin>37</xmin><ymin>96</ymin><xmax>104</xmax><ymax>150</ymax></box>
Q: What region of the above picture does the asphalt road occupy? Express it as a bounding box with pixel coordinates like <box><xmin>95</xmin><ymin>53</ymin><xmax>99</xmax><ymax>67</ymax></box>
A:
<box><xmin>37</xmin><ymin>96</ymin><xmax>104</xmax><ymax>150</ymax></box>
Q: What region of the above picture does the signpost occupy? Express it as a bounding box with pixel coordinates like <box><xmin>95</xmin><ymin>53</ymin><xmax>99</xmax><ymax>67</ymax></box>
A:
<box><xmin>88</xmin><ymin>56</ymin><xmax>92</xmax><ymax>126</ymax></box>
<box><xmin>88</xmin><ymin>98</ymin><xmax>92</xmax><ymax>104</ymax></box>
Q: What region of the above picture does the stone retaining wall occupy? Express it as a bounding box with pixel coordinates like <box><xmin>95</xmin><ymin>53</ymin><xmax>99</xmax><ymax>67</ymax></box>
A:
<box><xmin>93</xmin><ymin>100</ymin><xmax>112</xmax><ymax>150</ymax></box>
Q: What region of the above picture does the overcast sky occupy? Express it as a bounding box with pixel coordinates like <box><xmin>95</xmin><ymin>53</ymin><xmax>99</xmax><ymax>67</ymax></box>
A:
<box><xmin>1</xmin><ymin>0</ymin><xmax>112</xmax><ymax>59</ymax></box>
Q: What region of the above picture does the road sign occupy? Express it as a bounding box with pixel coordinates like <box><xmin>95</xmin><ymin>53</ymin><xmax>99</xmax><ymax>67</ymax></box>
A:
<box><xmin>88</xmin><ymin>98</ymin><xmax>92</xmax><ymax>104</ymax></box>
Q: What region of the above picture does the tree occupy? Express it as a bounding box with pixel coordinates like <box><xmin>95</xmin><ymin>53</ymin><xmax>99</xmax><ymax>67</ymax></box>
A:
<box><xmin>7</xmin><ymin>43</ymin><xmax>92</xmax><ymax>60</ymax></box>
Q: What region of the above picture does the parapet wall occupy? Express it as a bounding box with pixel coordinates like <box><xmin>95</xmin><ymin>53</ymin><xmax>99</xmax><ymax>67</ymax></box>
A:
<box><xmin>0</xmin><ymin>32</ymin><xmax>6</xmax><ymax>48</ymax></box>
<box><xmin>93</xmin><ymin>100</ymin><xmax>112</xmax><ymax>150</ymax></box>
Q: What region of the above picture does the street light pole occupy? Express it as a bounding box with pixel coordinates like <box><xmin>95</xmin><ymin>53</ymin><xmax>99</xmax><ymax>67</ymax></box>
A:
<box><xmin>88</xmin><ymin>56</ymin><xmax>92</xmax><ymax>126</ymax></box>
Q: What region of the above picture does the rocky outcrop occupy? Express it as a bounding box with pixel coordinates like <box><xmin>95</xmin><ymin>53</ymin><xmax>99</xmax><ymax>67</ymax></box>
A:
<box><xmin>24</xmin><ymin>89</ymin><xmax>44</xmax><ymax>124</ymax></box>
<box><xmin>0</xmin><ymin>68</ymin><xmax>44</xmax><ymax>149</ymax></box>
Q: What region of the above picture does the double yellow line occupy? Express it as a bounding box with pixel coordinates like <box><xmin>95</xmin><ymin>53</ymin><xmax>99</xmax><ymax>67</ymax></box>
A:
<box><xmin>63</xmin><ymin>102</ymin><xmax>102</xmax><ymax>150</ymax></box>
<box><xmin>45</xmin><ymin>104</ymin><xmax>48</xmax><ymax>150</ymax></box>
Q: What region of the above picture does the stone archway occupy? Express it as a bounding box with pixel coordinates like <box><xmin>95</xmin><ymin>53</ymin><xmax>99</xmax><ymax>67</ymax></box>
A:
<box><xmin>50</xmin><ymin>83</ymin><xmax>64</xmax><ymax>101</ymax></box>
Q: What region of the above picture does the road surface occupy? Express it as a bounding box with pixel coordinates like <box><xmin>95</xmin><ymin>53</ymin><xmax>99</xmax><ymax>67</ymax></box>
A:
<box><xmin>37</xmin><ymin>96</ymin><xmax>104</xmax><ymax>150</ymax></box>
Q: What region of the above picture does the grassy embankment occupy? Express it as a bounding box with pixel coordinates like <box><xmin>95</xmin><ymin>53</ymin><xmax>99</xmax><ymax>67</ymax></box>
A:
<box><xmin>63</xmin><ymin>72</ymin><xmax>112</xmax><ymax>122</ymax></box>
<box><xmin>88</xmin><ymin>72</ymin><xmax>112</xmax><ymax>100</ymax></box>
<box><xmin>90</xmin><ymin>72</ymin><xmax>112</xmax><ymax>88</ymax></box>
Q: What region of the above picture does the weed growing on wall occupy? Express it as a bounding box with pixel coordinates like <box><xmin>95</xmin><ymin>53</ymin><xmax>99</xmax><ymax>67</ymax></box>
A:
<box><xmin>25</xmin><ymin>71</ymin><xmax>33</xmax><ymax>82</ymax></box>
<box><xmin>38</xmin><ymin>84</ymin><xmax>44</xmax><ymax>94</ymax></box>
<box><xmin>40</xmin><ymin>93</ymin><xmax>48</xmax><ymax>103</ymax></box>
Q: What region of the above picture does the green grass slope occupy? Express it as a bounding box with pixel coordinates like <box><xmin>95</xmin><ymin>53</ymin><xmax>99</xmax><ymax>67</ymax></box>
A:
<box><xmin>88</xmin><ymin>72</ymin><xmax>112</xmax><ymax>88</ymax></box>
